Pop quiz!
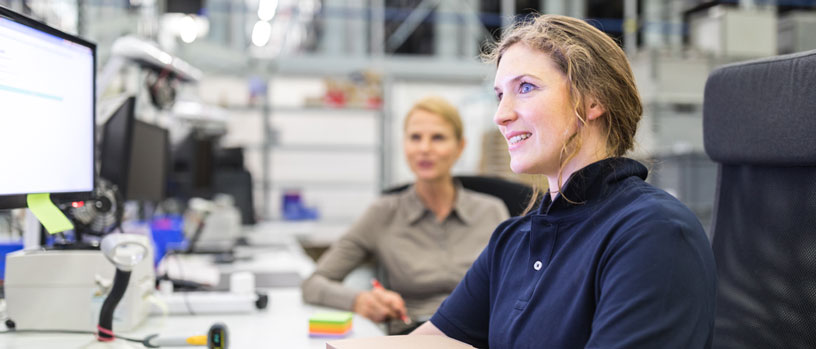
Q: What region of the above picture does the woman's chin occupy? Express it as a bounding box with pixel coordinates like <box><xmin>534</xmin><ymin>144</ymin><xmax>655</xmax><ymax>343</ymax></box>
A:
<box><xmin>415</xmin><ymin>171</ymin><xmax>448</xmax><ymax>183</ymax></box>
<box><xmin>509</xmin><ymin>161</ymin><xmax>533</xmax><ymax>175</ymax></box>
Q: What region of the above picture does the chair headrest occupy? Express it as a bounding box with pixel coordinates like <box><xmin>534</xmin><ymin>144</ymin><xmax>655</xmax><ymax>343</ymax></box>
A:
<box><xmin>703</xmin><ymin>49</ymin><xmax>816</xmax><ymax>166</ymax></box>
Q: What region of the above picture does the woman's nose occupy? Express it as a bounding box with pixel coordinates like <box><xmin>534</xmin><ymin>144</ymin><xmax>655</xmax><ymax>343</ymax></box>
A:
<box><xmin>418</xmin><ymin>138</ymin><xmax>431</xmax><ymax>151</ymax></box>
<box><xmin>493</xmin><ymin>98</ymin><xmax>516</xmax><ymax>126</ymax></box>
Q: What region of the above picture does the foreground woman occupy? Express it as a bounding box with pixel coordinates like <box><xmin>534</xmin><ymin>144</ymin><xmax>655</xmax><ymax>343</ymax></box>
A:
<box><xmin>413</xmin><ymin>15</ymin><xmax>716</xmax><ymax>348</ymax></box>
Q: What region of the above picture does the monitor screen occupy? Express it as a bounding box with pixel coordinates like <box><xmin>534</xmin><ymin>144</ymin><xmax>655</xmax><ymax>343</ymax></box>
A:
<box><xmin>166</xmin><ymin>0</ymin><xmax>205</xmax><ymax>15</ymax></box>
<box><xmin>100</xmin><ymin>96</ymin><xmax>169</xmax><ymax>203</ymax></box>
<box><xmin>0</xmin><ymin>6</ymin><xmax>95</xmax><ymax>208</ymax></box>
<box><xmin>170</xmin><ymin>133</ymin><xmax>216</xmax><ymax>200</ymax></box>
<box><xmin>99</xmin><ymin>97</ymin><xmax>136</xmax><ymax>197</ymax></box>
<box><xmin>127</xmin><ymin>120</ymin><xmax>169</xmax><ymax>202</ymax></box>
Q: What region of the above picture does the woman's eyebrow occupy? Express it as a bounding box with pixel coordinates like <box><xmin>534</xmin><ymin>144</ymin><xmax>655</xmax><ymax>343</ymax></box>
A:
<box><xmin>494</xmin><ymin>74</ymin><xmax>541</xmax><ymax>91</ymax></box>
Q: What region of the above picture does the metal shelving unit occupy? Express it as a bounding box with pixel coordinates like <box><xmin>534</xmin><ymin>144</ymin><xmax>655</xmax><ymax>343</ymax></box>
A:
<box><xmin>263</xmin><ymin>104</ymin><xmax>383</xmax><ymax>223</ymax></box>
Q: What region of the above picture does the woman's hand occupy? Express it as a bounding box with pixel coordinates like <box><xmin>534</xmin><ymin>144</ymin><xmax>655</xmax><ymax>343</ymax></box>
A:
<box><xmin>352</xmin><ymin>288</ymin><xmax>408</xmax><ymax>323</ymax></box>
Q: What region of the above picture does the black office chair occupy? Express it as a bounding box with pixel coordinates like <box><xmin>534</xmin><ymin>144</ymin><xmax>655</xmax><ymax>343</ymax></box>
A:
<box><xmin>383</xmin><ymin>175</ymin><xmax>536</xmax><ymax>217</ymax></box>
<box><xmin>703</xmin><ymin>49</ymin><xmax>816</xmax><ymax>348</ymax></box>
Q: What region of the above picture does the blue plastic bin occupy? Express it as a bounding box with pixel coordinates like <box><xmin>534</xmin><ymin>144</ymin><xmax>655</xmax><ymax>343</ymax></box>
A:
<box><xmin>150</xmin><ymin>215</ymin><xmax>187</xmax><ymax>266</ymax></box>
<box><xmin>0</xmin><ymin>242</ymin><xmax>24</xmax><ymax>280</ymax></box>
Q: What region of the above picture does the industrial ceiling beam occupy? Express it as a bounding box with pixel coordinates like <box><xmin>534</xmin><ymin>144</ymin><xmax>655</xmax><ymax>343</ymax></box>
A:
<box><xmin>385</xmin><ymin>0</ymin><xmax>441</xmax><ymax>53</ymax></box>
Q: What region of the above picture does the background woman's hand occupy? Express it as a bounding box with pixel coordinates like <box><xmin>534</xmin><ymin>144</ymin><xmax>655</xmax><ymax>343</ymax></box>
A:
<box><xmin>352</xmin><ymin>288</ymin><xmax>408</xmax><ymax>323</ymax></box>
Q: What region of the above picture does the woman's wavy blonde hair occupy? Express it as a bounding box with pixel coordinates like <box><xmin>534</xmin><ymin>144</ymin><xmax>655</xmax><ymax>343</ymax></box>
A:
<box><xmin>483</xmin><ymin>14</ymin><xmax>643</xmax><ymax>214</ymax></box>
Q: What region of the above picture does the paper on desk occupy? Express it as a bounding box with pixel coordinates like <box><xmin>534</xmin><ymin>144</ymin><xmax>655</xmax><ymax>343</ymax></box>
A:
<box><xmin>158</xmin><ymin>255</ymin><xmax>221</xmax><ymax>286</ymax></box>
<box><xmin>326</xmin><ymin>335</ymin><xmax>475</xmax><ymax>349</ymax></box>
<box><xmin>26</xmin><ymin>193</ymin><xmax>74</xmax><ymax>234</ymax></box>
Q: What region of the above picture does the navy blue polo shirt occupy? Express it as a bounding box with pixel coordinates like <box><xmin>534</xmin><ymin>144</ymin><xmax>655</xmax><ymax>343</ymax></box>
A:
<box><xmin>430</xmin><ymin>158</ymin><xmax>716</xmax><ymax>348</ymax></box>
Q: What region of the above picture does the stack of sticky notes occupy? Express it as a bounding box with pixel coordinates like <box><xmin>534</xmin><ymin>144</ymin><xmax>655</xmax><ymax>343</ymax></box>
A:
<box><xmin>308</xmin><ymin>312</ymin><xmax>353</xmax><ymax>338</ymax></box>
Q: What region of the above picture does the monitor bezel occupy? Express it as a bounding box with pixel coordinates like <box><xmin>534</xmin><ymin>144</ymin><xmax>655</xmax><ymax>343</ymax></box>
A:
<box><xmin>0</xmin><ymin>5</ymin><xmax>97</xmax><ymax>209</ymax></box>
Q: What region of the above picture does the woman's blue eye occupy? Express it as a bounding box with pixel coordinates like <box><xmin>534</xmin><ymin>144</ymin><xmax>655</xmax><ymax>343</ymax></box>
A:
<box><xmin>520</xmin><ymin>82</ymin><xmax>534</xmax><ymax>94</ymax></box>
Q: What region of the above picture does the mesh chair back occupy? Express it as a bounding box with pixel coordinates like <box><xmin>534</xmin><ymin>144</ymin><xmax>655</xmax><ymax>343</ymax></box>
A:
<box><xmin>703</xmin><ymin>50</ymin><xmax>816</xmax><ymax>348</ymax></box>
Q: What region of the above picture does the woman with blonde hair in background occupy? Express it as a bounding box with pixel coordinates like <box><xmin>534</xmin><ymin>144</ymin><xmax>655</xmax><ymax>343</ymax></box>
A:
<box><xmin>413</xmin><ymin>14</ymin><xmax>716</xmax><ymax>348</ymax></box>
<box><xmin>302</xmin><ymin>96</ymin><xmax>509</xmax><ymax>335</ymax></box>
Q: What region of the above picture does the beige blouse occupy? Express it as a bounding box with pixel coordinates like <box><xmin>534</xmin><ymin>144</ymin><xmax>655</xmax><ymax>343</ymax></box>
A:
<box><xmin>301</xmin><ymin>182</ymin><xmax>509</xmax><ymax>333</ymax></box>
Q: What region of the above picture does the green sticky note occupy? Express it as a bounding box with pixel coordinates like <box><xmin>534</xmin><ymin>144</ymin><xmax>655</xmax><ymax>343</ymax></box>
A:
<box><xmin>309</xmin><ymin>312</ymin><xmax>353</xmax><ymax>324</ymax></box>
<box><xmin>27</xmin><ymin>193</ymin><xmax>74</xmax><ymax>234</ymax></box>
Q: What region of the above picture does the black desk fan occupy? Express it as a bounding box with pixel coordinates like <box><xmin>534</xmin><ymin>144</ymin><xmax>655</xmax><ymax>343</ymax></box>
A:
<box><xmin>62</xmin><ymin>179</ymin><xmax>124</xmax><ymax>241</ymax></box>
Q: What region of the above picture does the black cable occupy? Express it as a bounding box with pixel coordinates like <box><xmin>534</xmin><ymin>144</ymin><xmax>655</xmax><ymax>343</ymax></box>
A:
<box><xmin>177</xmin><ymin>254</ymin><xmax>196</xmax><ymax>316</ymax></box>
<box><xmin>165</xmin><ymin>250</ymin><xmax>197</xmax><ymax>315</ymax></box>
<box><xmin>98</xmin><ymin>269</ymin><xmax>131</xmax><ymax>341</ymax></box>
<box><xmin>185</xmin><ymin>211</ymin><xmax>209</xmax><ymax>254</ymax></box>
<box><xmin>0</xmin><ymin>328</ymin><xmax>147</xmax><ymax>344</ymax></box>
<box><xmin>111</xmin><ymin>183</ymin><xmax>125</xmax><ymax>236</ymax></box>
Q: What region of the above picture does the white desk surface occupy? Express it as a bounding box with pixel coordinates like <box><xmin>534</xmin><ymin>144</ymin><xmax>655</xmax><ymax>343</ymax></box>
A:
<box><xmin>0</xmin><ymin>225</ymin><xmax>386</xmax><ymax>348</ymax></box>
<box><xmin>244</xmin><ymin>221</ymin><xmax>353</xmax><ymax>248</ymax></box>
<box><xmin>0</xmin><ymin>288</ymin><xmax>385</xmax><ymax>349</ymax></box>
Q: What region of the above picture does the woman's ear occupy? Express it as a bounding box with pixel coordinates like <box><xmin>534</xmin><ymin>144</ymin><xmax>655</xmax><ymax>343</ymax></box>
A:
<box><xmin>457</xmin><ymin>137</ymin><xmax>467</xmax><ymax>158</ymax></box>
<box><xmin>585</xmin><ymin>97</ymin><xmax>606</xmax><ymax>121</ymax></box>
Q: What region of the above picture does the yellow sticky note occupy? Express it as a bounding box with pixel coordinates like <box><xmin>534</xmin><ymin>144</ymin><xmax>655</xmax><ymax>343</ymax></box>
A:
<box><xmin>27</xmin><ymin>193</ymin><xmax>74</xmax><ymax>234</ymax></box>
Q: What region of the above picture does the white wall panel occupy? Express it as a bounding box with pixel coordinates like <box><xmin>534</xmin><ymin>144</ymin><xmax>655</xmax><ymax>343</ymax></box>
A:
<box><xmin>197</xmin><ymin>76</ymin><xmax>250</xmax><ymax>107</ymax></box>
<box><xmin>272</xmin><ymin>112</ymin><xmax>377</xmax><ymax>146</ymax></box>
<box><xmin>270</xmin><ymin>151</ymin><xmax>377</xmax><ymax>183</ymax></box>
<box><xmin>222</xmin><ymin>111</ymin><xmax>265</xmax><ymax>146</ymax></box>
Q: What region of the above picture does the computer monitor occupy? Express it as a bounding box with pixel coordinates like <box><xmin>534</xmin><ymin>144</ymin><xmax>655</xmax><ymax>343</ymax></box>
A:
<box><xmin>0</xmin><ymin>6</ymin><xmax>95</xmax><ymax>209</ymax></box>
<box><xmin>128</xmin><ymin>119</ymin><xmax>170</xmax><ymax>202</ymax></box>
<box><xmin>99</xmin><ymin>97</ymin><xmax>170</xmax><ymax>203</ymax></box>
<box><xmin>170</xmin><ymin>132</ymin><xmax>217</xmax><ymax>200</ymax></box>
<box><xmin>99</xmin><ymin>97</ymin><xmax>136</xmax><ymax>198</ymax></box>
